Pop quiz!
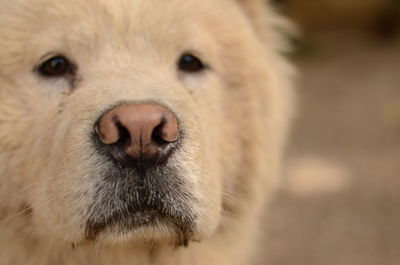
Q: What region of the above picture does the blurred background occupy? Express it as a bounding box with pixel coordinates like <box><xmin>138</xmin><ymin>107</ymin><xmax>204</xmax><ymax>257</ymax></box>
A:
<box><xmin>257</xmin><ymin>1</ymin><xmax>400</xmax><ymax>265</ymax></box>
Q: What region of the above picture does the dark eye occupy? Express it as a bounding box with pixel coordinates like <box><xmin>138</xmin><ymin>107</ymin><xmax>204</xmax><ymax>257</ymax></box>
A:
<box><xmin>38</xmin><ymin>56</ymin><xmax>71</xmax><ymax>77</ymax></box>
<box><xmin>178</xmin><ymin>53</ymin><xmax>205</xmax><ymax>73</ymax></box>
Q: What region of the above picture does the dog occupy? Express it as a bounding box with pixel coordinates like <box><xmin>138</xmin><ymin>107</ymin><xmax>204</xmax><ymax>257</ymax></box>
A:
<box><xmin>0</xmin><ymin>0</ymin><xmax>294</xmax><ymax>264</ymax></box>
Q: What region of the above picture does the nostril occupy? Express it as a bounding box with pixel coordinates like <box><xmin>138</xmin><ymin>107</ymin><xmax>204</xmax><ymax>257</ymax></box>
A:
<box><xmin>95</xmin><ymin>114</ymin><xmax>120</xmax><ymax>145</ymax></box>
<box><xmin>152</xmin><ymin>115</ymin><xmax>180</xmax><ymax>146</ymax></box>
<box><xmin>95</xmin><ymin>115</ymin><xmax>130</xmax><ymax>146</ymax></box>
<box><xmin>114</xmin><ymin>119</ymin><xmax>131</xmax><ymax>147</ymax></box>
<box><xmin>152</xmin><ymin>122</ymin><xmax>169</xmax><ymax>146</ymax></box>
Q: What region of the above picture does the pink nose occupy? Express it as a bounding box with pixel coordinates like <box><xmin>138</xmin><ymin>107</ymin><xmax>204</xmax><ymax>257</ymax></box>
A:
<box><xmin>95</xmin><ymin>104</ymin><xmax>180</xmax><ymax>166</ymax></box>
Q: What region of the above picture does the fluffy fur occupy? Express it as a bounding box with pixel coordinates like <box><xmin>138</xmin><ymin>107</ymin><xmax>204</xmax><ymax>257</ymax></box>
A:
<box><xmin>0</xmin><ymin>0</ymin><xmax>294</xmax><ymax>264</ymax></box>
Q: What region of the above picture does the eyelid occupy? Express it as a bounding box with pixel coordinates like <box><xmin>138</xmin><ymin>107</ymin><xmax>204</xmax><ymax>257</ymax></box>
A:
<box><xmin>38</xmin><ymin>52</ymin><xmax>61</xmax><ymax>65</ymax></box>
<box><xmin>36</xmin><ymin>52</ymin><xmax>76</xmax><ymax>70</ymax></box>
<box><xmin>181</xmin><ymin>50</ymin><xmax>210</xmax><ymax>68</ymax></box>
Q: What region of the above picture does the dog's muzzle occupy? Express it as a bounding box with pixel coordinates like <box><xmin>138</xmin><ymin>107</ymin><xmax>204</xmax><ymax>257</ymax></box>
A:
<box><xmin>86</xmin><ymin>103</ymin><xmax>195</xmax><ymax>242</ymax></box>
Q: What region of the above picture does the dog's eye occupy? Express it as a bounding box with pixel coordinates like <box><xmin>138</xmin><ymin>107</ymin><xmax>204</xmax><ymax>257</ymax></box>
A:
<box><xmin>38</xmin><ymin>56</ymin><xmax>71</xmax><ymax>77</ymax></box>
<box><xmin>178</xmin><ymin>54</ymin><xmax>205</xmax><ymax>73</ymax></box>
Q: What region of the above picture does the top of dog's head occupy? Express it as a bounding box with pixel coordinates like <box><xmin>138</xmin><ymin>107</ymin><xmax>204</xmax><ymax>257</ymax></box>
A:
<box><xmin>0</xmin><ymin>0</ymin><xmax>293</xmax><ymax>247</ymax></box>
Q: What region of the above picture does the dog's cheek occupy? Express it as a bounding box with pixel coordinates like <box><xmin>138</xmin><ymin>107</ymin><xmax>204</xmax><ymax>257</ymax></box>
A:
<box><xmin>0</xmin><ymin>78</ymin><xmax>58</xmax><ymax>208</ymax></box>
<box><xmin>186</xmin><ymin>92</ymin><xmax>236</xmax><ymax>237</ymax></box>
<box><xmin>12</xmin><ymin>90</ymin><xmax>94</xmax><ymax>240</ymax></box>
<box><xmin>30</xmin><ymin>123</ymin><xmax>96</xmax><ymax>241</ymax></box>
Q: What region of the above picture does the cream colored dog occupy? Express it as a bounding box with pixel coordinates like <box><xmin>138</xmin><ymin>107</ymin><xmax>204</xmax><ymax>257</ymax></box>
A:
<box><xmin>0</xmin><ymin>0</ymin><xmax>294</xmax><ymax>264</ymax></box>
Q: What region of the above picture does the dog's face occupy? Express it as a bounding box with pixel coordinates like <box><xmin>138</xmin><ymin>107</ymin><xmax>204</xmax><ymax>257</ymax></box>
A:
<box><xmin>0</xmin><ymin>0</ymin><xmax>290</xmax><ymax>246</ymax></box>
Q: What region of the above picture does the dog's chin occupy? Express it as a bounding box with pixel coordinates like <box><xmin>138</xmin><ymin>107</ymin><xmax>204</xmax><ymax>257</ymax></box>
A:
<box><xmin>85</xmin><ymin>210</ymin><xmax>198</xmax><ymax>247</ymax></box>
<box><xmin>85</xmin><ymin>208</ymin><xmax>197</xmax><ymax>246</ymax></box>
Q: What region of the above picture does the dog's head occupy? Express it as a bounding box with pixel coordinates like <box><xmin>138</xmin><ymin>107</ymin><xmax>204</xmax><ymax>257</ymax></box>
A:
<box><xmin>0</xmin><ymin>0</ymin><xmax>293</xmax><ymax>246</ymax></box>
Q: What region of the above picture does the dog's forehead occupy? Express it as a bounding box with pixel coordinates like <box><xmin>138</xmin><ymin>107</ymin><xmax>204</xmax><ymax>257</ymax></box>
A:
<box><xmin>11</xmin><ymin>0</ymin><xmax>232</xmax><ymax>35</ymax></box>
<box><xmin>4</xmin><ymin>0</ymin><xmax>240</xmax><ymax>46</ymax></box>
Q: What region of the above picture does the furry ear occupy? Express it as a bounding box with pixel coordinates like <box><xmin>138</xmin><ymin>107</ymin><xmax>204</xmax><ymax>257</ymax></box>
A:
<box><xmin>234</xmin><ymin>0</ymin><xmax>297</xmax><ymax>53</ymax></box>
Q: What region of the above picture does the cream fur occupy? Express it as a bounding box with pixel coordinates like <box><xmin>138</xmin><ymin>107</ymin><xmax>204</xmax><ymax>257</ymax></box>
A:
<box><xmin>0</xmin><ymin>0</ymin><xmax>294</xmax><ymax>264</ymax></box>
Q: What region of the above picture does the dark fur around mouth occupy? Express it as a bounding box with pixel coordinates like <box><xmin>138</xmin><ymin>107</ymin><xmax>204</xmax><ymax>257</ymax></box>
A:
<box><xmin>85</xmin><ymin>134</ymin><xmax>197</xmax><ymax>243</ymax></box>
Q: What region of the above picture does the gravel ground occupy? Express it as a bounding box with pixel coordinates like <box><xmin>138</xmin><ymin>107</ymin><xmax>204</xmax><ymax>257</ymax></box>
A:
<box><xmin>256</xmin><ymin>32</ymin><xmax>400</xmax><ymax>265</ymax></box>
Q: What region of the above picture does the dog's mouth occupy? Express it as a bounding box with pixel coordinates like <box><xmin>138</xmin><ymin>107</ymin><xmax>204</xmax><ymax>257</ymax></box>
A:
<box><xmin>84</xmin><ymin>163</ymin><xmax>197</xmax><ymax>244</ymax></box>
<box><xmin>85</xmin><ymin>206</ymin><xmax>196</xmax><ymax>246</ymax></box>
